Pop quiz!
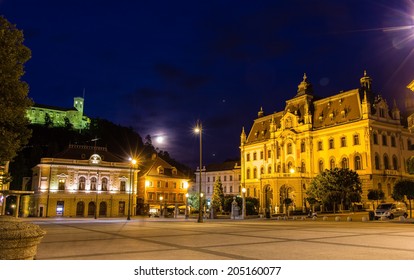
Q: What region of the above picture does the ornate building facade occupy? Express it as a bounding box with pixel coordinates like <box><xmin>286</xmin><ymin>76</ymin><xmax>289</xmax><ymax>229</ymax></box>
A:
<box><xmin>26</xmin><ymin>96</ymin><xmax>90</xmax><ymax>130</ymax></box>
<box><xmin>240</xmin><ymin>72</ymin><xmax>414</xmax><ymax>215</ymax></box>
<box><xmin>29</xmin><ymin>145</ymin><xmax>137</xmax><ymax>217</ymax></box>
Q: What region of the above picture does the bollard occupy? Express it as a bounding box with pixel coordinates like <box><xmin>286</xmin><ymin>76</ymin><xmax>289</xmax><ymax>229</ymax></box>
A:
<box><xmin>346</xmin><ymin>216</ymin><xmax>352</xmax><ymax>222</ymax></box>
<box><xmin>335</xmin><ymin>216</ymin><xmax>341</xmax><ymax>222</ymax></box>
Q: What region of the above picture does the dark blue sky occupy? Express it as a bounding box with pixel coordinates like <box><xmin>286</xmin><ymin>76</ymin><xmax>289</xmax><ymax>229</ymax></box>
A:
<box><xmin>2</xmin><ymin>0</ymin><xmax>414</xmax><ymax>167</ymax></box>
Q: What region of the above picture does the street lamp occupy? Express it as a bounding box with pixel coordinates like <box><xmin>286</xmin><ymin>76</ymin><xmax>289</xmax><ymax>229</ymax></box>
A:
<box><xmin>242</xmin><ymin>187</ymin><xmax>246</xmax><ymax>219</ymax></box>
<box><xmin>184</xmin><ymin>181</ymin><xmax>189</xmax><ymax>219</ymax></box>
<box><xmin>159</xmin><ymin>196</ymin><xmax>163</xmax><ymax>217</ymax></box>
<box><xmin>194</xmin><ymin>120</ymin><xmax>203</xmax><ymax>223</ymax></box>
<box><xmin>127</xmin><ymin>158</ymin><xmax>137</xmax><ymax>220</ymax></box>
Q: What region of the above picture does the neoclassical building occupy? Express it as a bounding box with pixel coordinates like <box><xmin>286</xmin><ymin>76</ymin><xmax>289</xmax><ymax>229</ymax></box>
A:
<box><xmin>240</xmin><ymin>72</ymin><xmax>414</xmax><ymax>215</ymax></box>
<box><xmin>26</xmin><ymin>96</ymin><xmax>90</xmax><ymax>130</ymax></box>
<box><xmin>29</xmin><ymin>144</ymin><xmax>137</xmax><ymax>217</ymax></box>
<box><xmin>193</xmin><ymin>160</ymin><xmax>241</xmax><ymax>204</ymax></box>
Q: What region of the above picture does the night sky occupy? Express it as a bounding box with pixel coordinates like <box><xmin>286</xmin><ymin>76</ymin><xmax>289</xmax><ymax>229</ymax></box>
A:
<box><xmin>2</xmin><ymin>0</ymin><xmax>414</xmax><ymax>168</ymax></box>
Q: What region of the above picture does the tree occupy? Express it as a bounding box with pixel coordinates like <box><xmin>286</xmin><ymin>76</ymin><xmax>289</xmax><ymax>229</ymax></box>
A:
<box><xmin>0</xmin><ymin>16</ymin><xmax>33</xmax><ymax>164</ymax></box>
<box><xmin>393</xmin><ymin>179</ymin><xmax>414</xmax><ymax>218</ymax></box>
<box><xmin>306</xmin><ymin>168</ymin><xmax>362</xmax><ymax>213</ymax></box>
<box><xmin>367</xmin><ymin>189</ymin><xmax>385</xmax><ymax>210</ymax></box>
<box><xmin>210</xmin><ymin>177</ymin><xmax>224</xmax><ymax>218</ymax></box>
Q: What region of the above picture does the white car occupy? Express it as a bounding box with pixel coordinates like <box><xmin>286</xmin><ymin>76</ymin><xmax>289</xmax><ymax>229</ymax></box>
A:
<box><xmin>374</xmin><ymin>202</ymin><xmax>408</xmax><ymax>220</ymax></box>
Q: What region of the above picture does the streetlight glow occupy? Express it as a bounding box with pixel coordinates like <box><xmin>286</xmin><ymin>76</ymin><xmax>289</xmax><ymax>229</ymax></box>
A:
<box><xmin>127</xmin><ymin>157</ymin><xmax>137</xmax><ymax>221</ymax></box>
<box><xmin>195</xmin><ymin>120</ymin><xmax>203</xmax><ymax>223</ymax></box>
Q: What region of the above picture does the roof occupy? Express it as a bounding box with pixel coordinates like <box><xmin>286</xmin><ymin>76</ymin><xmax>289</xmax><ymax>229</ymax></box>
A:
<box><xmin>32</xmin><ymin>103</ymin><xmax>78</xmax><ymax>112</ymax></box>
<box><xmin>140</xmin><ymin>154</ymin><xmax>189</xmax><ymax>179</ymax></box>
<box><xmin>205</xmin><ymin>160</ymin><xmax>240</xmax><ymax>172</ymax></box>
<box><xmin>52</xmin><ymin>144</ymin><xmax>125</xmax><ymax>162</ymax></box>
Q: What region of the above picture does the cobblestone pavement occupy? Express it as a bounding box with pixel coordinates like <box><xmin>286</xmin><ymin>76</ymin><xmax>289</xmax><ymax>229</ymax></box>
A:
<box><xmin>25</xmin><ymin>216</ymin><xmax>414</xmax><ymax>260</ymax></box>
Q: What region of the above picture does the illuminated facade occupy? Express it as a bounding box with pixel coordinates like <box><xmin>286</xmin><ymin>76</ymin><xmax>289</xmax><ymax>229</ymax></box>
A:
<box><xmin>29</xmin><ymin>145</ymin><xmax>137</xmax><ymax>217</ymax></box>
<box><xmin>138</xmin><ymin>154</ymin><xmax>191</xmax><ymax>216</ymax></box>
<box><xmin>26</xmin><ymin>97</ymin><xmax>90</xmax><ymax>130</ymax></box>
<box><xmin>240</xmin><ymin>72</ymin><xmax>414</xmax><ymax>214</ymax></box>
<box><xmin>193</xmin><ymin>161</ymin><xmax>241</xmax><ymax>204</ymax></box>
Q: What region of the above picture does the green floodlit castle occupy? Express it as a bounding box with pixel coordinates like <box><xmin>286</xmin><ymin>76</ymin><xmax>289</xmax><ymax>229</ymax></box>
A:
<box><xmin>26</xmin><ymin>97</ymin><xmax>90</xmax><ymax>130</ymax></box>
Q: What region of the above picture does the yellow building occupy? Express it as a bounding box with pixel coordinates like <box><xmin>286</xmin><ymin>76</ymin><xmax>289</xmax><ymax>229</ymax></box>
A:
<box><xmin>26</xmin><ymin>96</ymin><xmax>90</xmax><ymax>130</ymax></box>
<box><xmin>29</xmin><ymin>144</ymin><xmax>137</xmax><ymax>218</ymax></box>
<box><xmin>138</xmin><ymin>154</ymin><xmax>191</xmax><ymax>216</ymax></box>
<box><xmin>240</xmin><ymin>72</ymin><xmax>414</xmax><ymax>215</ymax></box>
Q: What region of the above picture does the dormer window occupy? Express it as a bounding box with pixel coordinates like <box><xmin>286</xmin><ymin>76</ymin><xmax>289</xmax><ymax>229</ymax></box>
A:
<box><xmin>157</xmin><ymin>166</ymin><xmax>164</xmax><ymax>174</ymax></box>
<box><xmin>172</xmin><ymin>168</ymin><xmax>177</xmax><ymax>175</ymax></box>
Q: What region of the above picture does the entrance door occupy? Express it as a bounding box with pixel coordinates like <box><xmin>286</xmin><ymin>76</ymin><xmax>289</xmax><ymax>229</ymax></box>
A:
<box><xmin>119</xmin><ymin>201</ymin><xmax>125</xmax><ymax>216</ymax></box>
<box><xmin>99</xmin><ymin>201</ymin><xmax>107</xmax><ymax>217</ymax></box>
<box><xmin>88</xmin><ymin>202</ymin><xmax>96</xmax><ymax>216</ymax></box>
<box><xmin>76</xmin><ymin>201</ymin><xmax>85</xmax><ymax>217</ymax></box>
<box><xmin>56</xmin><ymin>201</ymin><xmax>64</xmax><ymax>216</ymax></box>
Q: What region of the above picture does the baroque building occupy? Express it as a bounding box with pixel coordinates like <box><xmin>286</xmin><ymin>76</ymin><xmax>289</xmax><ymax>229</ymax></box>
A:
<box><xmin>26</xmin><ymin>96</ymin><xmax>90</xmax><ymax>130</ymax></box>
<box><xmin>240</xmin><ymin>72</ymin><xmax>414</xmax><ymax>215</ymax></box>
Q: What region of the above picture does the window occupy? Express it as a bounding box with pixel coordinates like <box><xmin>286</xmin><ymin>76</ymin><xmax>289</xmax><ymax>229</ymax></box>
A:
<box><xmin>253</xmin><ymin>152</ymin><xmax>257</xmax><ymax>161</ymax></box>
<box><xmin>392</xmin><ymin>155</ymin><xmax>398</xmax><ymax>170</ymax></box>
<box><xmin>246</xmin><ymin>169</ymin><xmax>250</xmax><ymax>179</ymax></box>
<box><xmin>317</xmin><ymin>141</ymin><xmax>323</xmax><ymax>151</ymax></box>
<box><xmin>224</xmin><ymin>186</ymin><xmax>227</xmax><ymax>193</ymax></box>
<box><xmin>318</xmin><ymin>160</ymin><xmax>324</xmax><ymax>173</ymax></box>
<box><xmin>229</xmin><ymin>175</ymin><xmax>233</xmax><ymax>181</ymax></box>
<box><xmin>253</xmin><ymin>168</ymin><xmax>257</xmax><ymax>179</ymax></box>
<box><xmin>246</xmin><ymin>153</ymin><xmax>250</xmax><ymax>161</ymax></box>
<box><xmin>287</xmin><ymin>143</ymin><xmax>292</xmax><ymax>154</ymax></box>
<box><xmin>268</xmin><ymin>150</ymin><xmax>271</xmax><ymax>158</ymax></box>
<box><xmin>301</xmin><ymin>141</ymin><xmax>306</xmax><ymax>153</ymax></box>
<box><xmin>375</xmin><ymin>154</ymin><xmax>380</xmax><ymax>170</ymax></box>
<box><xmin>329</xmin><ymin>138</ymin><xmax>334</xmax><ymax>149</ymax></box>
<box><xmin>260</xmin><ymin>167</ymin><xmax>264</xmax><ymax>174</ymax></box>
<box><xmin>58</xmin><ymin>178</ymin><xmax>65</xmax><ymax>191</ymax></box>
<box><xmin>260</xmin><ymin>151</ymin><xmax>264</xmax><ymax>160</ymax></box>
<box><xmin>101</xmin><ymin>178</ymin><xmax>108</xmax><ymax>191</ymax></box>
<box><xmin>330</xmin><ymin>158</ymin><xmax>335</xmax><ymax>170</ymax></box>
<box><xmin>373</xmin><ymin>133</ymin><xmax>378</xmax><ymax>145</ymax></box>
<box><xmin>341</xmin><ymin>157</ymin><xmax>349</xmax><ymax>169</ymax></box>
<box><xmin>91</xmin><ymin>177</ymin><xmax>97</xmax><ymax>190</ymax></box>
<box><xmin>157</xmin><ymin>181</ymin><xmax>161</xmax><ymax>188</ymax></box>
<box><xmin>301</xmin><ymin>161</ymin><xmax>306</xmax><ymax>173</ymax></box>
<box><xmin>224</xmin><ymin>175</ymin><xmax>227</xmax><ymax>182</ymax></box>
<box><xmin>120</xmin><ymin>181</ymin><xmax>126</xmax><ymax>192</ymax></box>
<box><xmin>173</xmin><ymin>182</ymin><xmax>177</xmax><ymax>188</ymax></box>
<box><xmin>79</xmin><ymin>177</ymin><xmax>86</xmax><ymax>190</ymax></box>
<box><xmin>353</xmin><ymin>134</ymin><xmax>360</xmax><ymax>145</ymax></box>
<box><xmin>383</xmin><ymin>155</ymin><xmax>389</xmax><ymax>170</ymax></box>
<box><xmin>382</xmin><ymin>134</ymin><xmax>387</xmax><ymax>146</ymax></box>
<box><xmin>391</xmin><ymin>136</ymin><xmax>396</xmax><ymax>147</ymax></box>
<box><xmin>354</xmin><ymin>156</ymin><xmax>361</xmax><ymax>170</ymax></box>
<box><xmin>207</xmin><ymin>186</ymin><xmax>210</xmax><ymax>194</ymax></box>
<box><xmin>230</xmin><ymin>186</ymin><xmax>233</xmax><ymax>193</ymax></box>
<box><xmin>340</xmin><ymin>137</ymin><xmax>347</xmax><ymax>147</ymax></box>
<box><xmin>268</xmin><ymin>166</ymin><xmax>272</xmax><ymax>174</ymax></box>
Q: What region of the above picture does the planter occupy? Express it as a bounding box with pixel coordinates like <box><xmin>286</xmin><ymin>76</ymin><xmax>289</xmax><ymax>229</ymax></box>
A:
<box><xmin>0</xmin><ymin>216</ymin><xmax>46</xmax><ymax>260</ymax></box>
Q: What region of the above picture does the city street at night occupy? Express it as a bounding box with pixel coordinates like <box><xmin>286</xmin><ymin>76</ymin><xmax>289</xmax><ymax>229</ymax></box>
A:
<box><xmin>27</xmin><ymin>216</ymin><xmax>414</xmax><ymax>260</ymax></box>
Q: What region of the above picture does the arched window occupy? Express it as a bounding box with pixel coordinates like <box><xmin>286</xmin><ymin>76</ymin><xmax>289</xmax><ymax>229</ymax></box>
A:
<box><xmin>91</xmin><ymin>177</ymin><xmax>97</xmax><ymax>190</ymax></box>
<box><xmin>318</xmin><ymin>160</ymin><xmax>324</xmax><ymax>173</ymax></box>
<box><xmin>354</xmin><ymin>155</ymin><xmax>361</xmax><ymax>170</ymax></box>
<box><xmin>267</xmin><ymin>165</ymin><xmax>272</xmax><ymax>174</ymax></box>
<box><xmin>375</xmin><ymin>154</ymin><xmax>380</xmax><ymax>170</ymax></box>
<box><xmin>301</xmin><ymin>161</ymin><xmax>306</xmax><ymax>173</ymax></box>
<box><xmin>246</xmin><ymin>168</ymin><xmax>251</xmax><ymax>179</ymax></box>
<box><xmin>260</xmin><ymin>166</ymin><xmax>264</xmax><ymax>174</ymax></box>
<box><xmin>79</xmin><ymin>177</ymin><xmax>86</xmax><ymax>190</ymax></box>
<box><xmin>383</xmin><ymin>154</ymin><xmax>389</xmax><ymax>170</ymax></box>
<box><xmin>373</xmin><ymin>133</ymin><xmax>378</xmax><ymax>144</ymax></box>
<box><xmin>330</xmin><ymin>158</ymin><xmax>335</xmax><ymax>170</ymax></box>
<box><xmin>392</xmin><ymin>155</ymin><xmax>398</xmax><ymax>170</ymax></box>
<box><xmin>120</xmin><ymin>180</ymin><xmax>126</xmax><ymax>192</ymax></box>
<box><xmin>253</xmin><ymin>168</ymin><xmax>257</xmax><ymax>179</ymax></box>
<box><xmin>101</xmin><ymin>178</ymin><xmax>108</xmax><ymax>191</ymax></box>
<box><xmin>287</xmin><ymin>162</ymin><xmax>293</xmax><ymax>173</ymax></box>
<box><xmin>287</xmin><ymin>143</ymin><xmax>292</xmax><ymax>154</ymax></box>
<box><xmin>341</xmin><ymin>157</ymin><xmax>349</xmax><ymax>169</ymax></box>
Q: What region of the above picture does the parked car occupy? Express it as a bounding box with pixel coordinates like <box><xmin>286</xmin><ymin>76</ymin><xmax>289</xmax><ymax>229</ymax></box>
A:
<box><xmin>374</xmin><ymin>202</ymin><xmax>408</xmax><ymax>220</ymax></box>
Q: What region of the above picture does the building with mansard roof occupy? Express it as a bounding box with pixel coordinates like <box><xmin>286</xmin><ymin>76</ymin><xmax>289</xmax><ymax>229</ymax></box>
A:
<box><xmin>240</xmin><ymin>72</ymin><xmax>414</xmax><ymax>215</ymax></box>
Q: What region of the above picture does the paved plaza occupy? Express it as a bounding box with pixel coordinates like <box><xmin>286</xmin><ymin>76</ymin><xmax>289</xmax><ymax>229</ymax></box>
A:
<box><xmin>24</xmin><ymin>215</ymin><xmax>414</xmax><ymax>260</ymax></box>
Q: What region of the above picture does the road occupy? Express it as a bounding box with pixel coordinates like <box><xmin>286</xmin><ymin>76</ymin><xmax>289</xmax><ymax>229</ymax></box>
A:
<box><xmin>26</xmin><ymin>215</ymin><xmax>414</xmax><ymax>260</ymax></box>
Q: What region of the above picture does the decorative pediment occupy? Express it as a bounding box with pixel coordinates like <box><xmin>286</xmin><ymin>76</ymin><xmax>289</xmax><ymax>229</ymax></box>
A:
<box><xmin>280</xmin><ymin>111</ymin><xmax>299</xmax><ymax>130</ymax></box>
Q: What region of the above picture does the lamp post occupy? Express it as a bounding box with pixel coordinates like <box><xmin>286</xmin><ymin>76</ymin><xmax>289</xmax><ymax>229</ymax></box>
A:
<box><xmin>159</xmin><ymin>196</ymin><xmax>163</xmax><ymax>217</ymax></box>
<box><xmin>242</xmin><ymin>187</ymin><xmax>246</xmax><ymax>219</ymax></box>
<box><xmin>184</xmin><ymin>182</ymin><xmax>189</xmax><ymax>219</ymax></box>
<box><xmin>194</xmin><ymin>120</ymin><xmax>203</xmax><ymax>223</ymax></box>
<box><xmin>127</xmin><ymin>158</ymin><xmax>137</xmax><ymax>220</ymax></box>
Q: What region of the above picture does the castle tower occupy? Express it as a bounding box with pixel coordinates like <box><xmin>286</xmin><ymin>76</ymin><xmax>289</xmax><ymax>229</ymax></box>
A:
<box><xmin>74</xmin><ymin>97</ymin><xmax>84</xmax><ymax>114</ymax></box>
